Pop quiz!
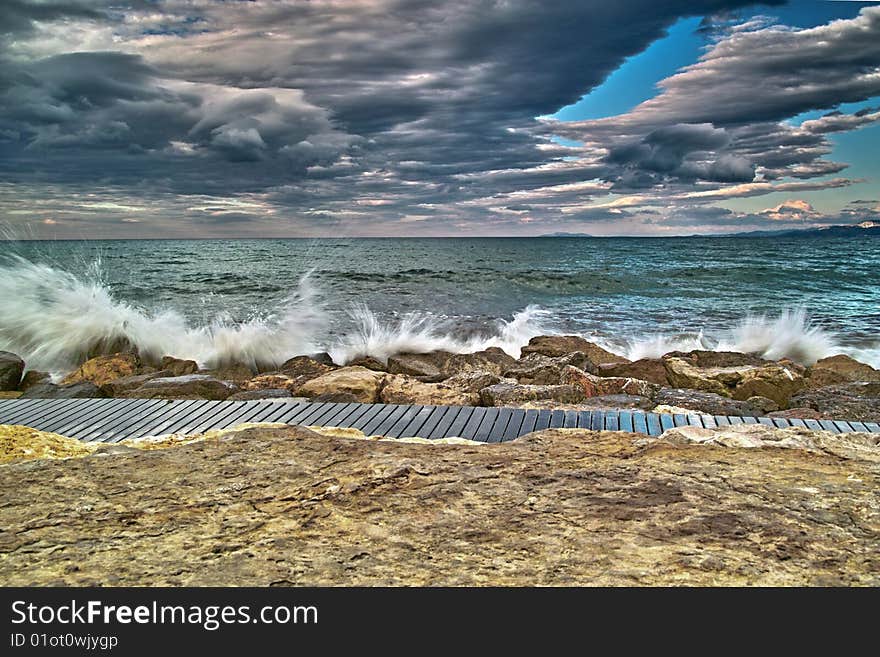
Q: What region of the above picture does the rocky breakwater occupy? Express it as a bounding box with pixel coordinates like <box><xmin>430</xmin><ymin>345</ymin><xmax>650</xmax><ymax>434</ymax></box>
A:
<box><xmin>0</xmin><ymin>422</ymin><xmax>876</xmax><ymax>586</ymax></box>
<box><xmin>3</xmin><ymin>335</ymin><xmax>880</xmax><ymax>422</ymax></box>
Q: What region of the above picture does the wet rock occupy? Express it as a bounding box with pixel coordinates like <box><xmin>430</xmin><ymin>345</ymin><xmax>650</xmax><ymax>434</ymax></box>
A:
<box><xmin>243</xmin><ymin>374</ymin><xmax>297</xmax><ymax>392</ymax></box>
<box><xmin>789</xmin><ymin>382</ymin><xmax>880</xmax><ymax>422</ymax></box>
<box><xmin>806</xmin><ymin>355</ymin><xmax>880</xmax><ymax>388</ymax></box>
<box><xmin>123</xmin><ymin>375</ymin><xmax>238</xmax><ymax>400</ymax></box>
<box><xmin>503</xmin><ymin>352</ymin><xmax>594</xmax><ymax>384</ymax></box>
<box><xmin>442</xmin><ymin>348</ymin><xmax>517</xmax><ymax>377</ymax></box>
<box><xmin>160</xmin><ymin>356</ymin><xmax>198</xmax><ymax>377</ymax></box>
<box><xmin>203</xmin><ymin>362</ymin><xmax>255</xmax><ymax>383</ymax></box>
<box><xmin>227</xmin><ymin>389</ymin><xmax>293</xmax><ymax>401</ymax></box>
<box><xmin>521</xmin><ymin>335</ymin><xmax>628</xmax><ymax>366</ymax></box>
<box><xmin>60</xmin><ymin>353</ymin><xmax>139</xmax><ymax>387</ymax></box>
<box><xmin>18</xmin><ymin>370</ymin><xmax>50</xmax><ymax>392</ymax></box>
<box><xmin>386</xmin><ymin>353</ymin><xmax>446</xmax><ymax>381</ymax></box>
<box><xmin>652</xmin><ymin>388</ymin><xmax>767</xmax><ymax>417</ymax></box>
<box><xmin>21</xmin><ymin>382</ymin><xmax>107</xmax><ymax>399</ymax></box>
<box><xmin>296</xmin><ymin>366</ymin><xmax>386</xmax><ymax>404</ymax></box>
<box><xmin>347</xmin><ymin>356</ymin><xmax>387</xmax><ymax>371</ymax></box>
<box><xmin>479</xmin><ymin>383</ymin><xmax>586</xmax><ymax>406</ymax></box>
<box><xmin>0</xmin><ymin>392</ymin><xmax>22</xmax><ymax>399</ymax></box>
<box><xmin>0</xmin><ymin>352</ymin><xmax>25</xmax><ymax>391</ymax></box>
<box><xmin>100</xmin><ymin>370</ymin><xmax>173</xmax><ymax>397</ymax></box>
<box><xmin>663</xmin><ymin>350</ymin><xmax>770</xmax><ymax>368</ymax></box>
<box><xmin>1</xmin><ymin>424</ymin><xmax>877</xmax><ymax>586</ymax></box>
<box><xmin>380</xmin><ymin>375</ymin><xmax>480</xmax><ymax>406</ymax></box>
<box><xmin>278</xmin><ymin>356</ymin><xmax>335</xmax><ymax>386</ymax></box>
<box><xmin>663</xmin><ymin>356</ymin><xmax>805</xmax><ymax>408</ymax></box>
<box><xmin>309</xmin><ymin>352</ymin><xmax>336</xmax><ymax>366</ymax></box>
<box><xmin>596</xmin><ymin>358</ymin><xmax>669</xmax><ymax>385</ymax></box>
<box><xmin>309</xmin><ymin>392</ymin><xmax>361</xmax><ymax>404</ymax></box>
<box><xmin>561</xmin><ymin>366</ymin><xmax>660</xmax><ymax>399</ymax></box>
<box><xmin>443</xmin><ymin>370</ymin><xmax>505</xmax><ymax>394</ymax></box>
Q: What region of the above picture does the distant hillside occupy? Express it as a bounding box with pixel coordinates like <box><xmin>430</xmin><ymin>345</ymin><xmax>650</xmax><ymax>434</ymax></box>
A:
<box><xmin>538</xmin><ymin>232</ymin><xmax>594</xmax><ymax>237</ymax></box>
<box><xmin>725</xmin><ymin>221</ymin><xmax>880</xmax><ymax>238</ymax></box>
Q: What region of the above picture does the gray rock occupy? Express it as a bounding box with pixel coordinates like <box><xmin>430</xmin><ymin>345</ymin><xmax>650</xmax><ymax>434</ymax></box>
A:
<box><xmin>18</xmin><ymin>370</ymin><xmax>50</xmax><ymax>392</ymax></box>
<box><xmin>159</xmin><ymin>356</ymin><xmax>198</xmax><ymax>377</ymax></box>
<box><xmin>21</xmin><ymin>382</ymin><xmax>107</xmax><ymax>399</ymax></box>
<box><xmin>570</xmin><ymin>394</ymin><xmax>654</xmax><ymax>410</ymax></box>
<box><xmin>227</xmin><ymin>389</ymin><xmax>293</xmax><ymax>401</ymax></box>
<box><xmin>789</xmin><ymin>383</ymin><xmax>880</xmax><ymax>422</ymax></box>
<box><xmin>100</xmin><ymin>370</ymin><xmax>173</xmax><ymax>397</ymax></box>
<box><xmin>652</xmin><ymin>388</ymin><xmax>767</xmax><ymax>416</ymax></box>
<box><xmin>479</xmin><ymin>383</ymin><xmax>586</xmax><ymax>406</ymax></box>
<box><xmin>387</xmin><ymin>353</ymin><xmax>446</xmax><ymax>381</ymax></box>
<box><xmin>443</xmin><ymin>370</ymin><xmax>504</xmax><ymax>393</ymax></box>
<box><xmin>123</xmin><ymin>375</ymin><xmax>239</xmax><ymax>400</ymax></box>
<box><xmin>0</xmin><ymin>351</ymin><xmax>25</xmax><ymax>391</ymax></box>
<box><xmin>503</xmin><ymin>352</ymin><xmax>594</xmax><ymax>384</ymax></box>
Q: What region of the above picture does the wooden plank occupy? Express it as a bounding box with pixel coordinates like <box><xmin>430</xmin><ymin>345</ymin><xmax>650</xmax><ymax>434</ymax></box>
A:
<box><xmin>605</xmin><ymin>411</ymin><xmax>619</xmax><ymax>432</ymax></box>
<box><xmin>402</xmin><ymin>406</ymin><xmax>444</xmax><ymax>438</ymax></box>
<box><xmin>646</xmin><ymin>413</ymin><xmax>662</xmax><ymax>436</ymax></box>
<box><xmin>576</xmin><ymin>410</ymin><xmax>591</xmax><ymax>428</ymax></box>
<box><xmin>757</xmin><ymin>417</ymin><xmax>774</xmax><ymax>427</ymax></box>
<box><xmin>0</xmin><ymin>399</ymin><xmax>45</xmax><ymax>424</ymax></box>
<box><xmin>42</xmin><ymin>399</ymin><xmax>122</xmax><ymax>434</ymax></box>
<box><xmin>833</xmin><ymin>420</ymin><xmax>853</xmax><ymax>433</ymax></box>
<box><xmin>425</xmin><ymin>406</ymin><xmax>465</xmax><ymax>439</ymax></box>
<box><xmin>80</xmin><ymin>399</ymin><xmax>169</xmax><ymax>441</ymax></box>
<box><xmin>445</xmin><ymin>407</ymin><xmax>475</xmax><ymax>439</ymax></box>
<box><xmin>357</xmin><ymin>405</ymin><xmax>398</xmax><ymax>435</ymax></box>
<box><xmin>393</xmin><ymin>405</ymin><xmax>436</xmax><ymax>438</ymax></box>
<box><xmin>788</xmin><ymin>418</ymin><xmax>807</xmax><ymax>428</ymax></box>
<box><xmin>94</xmin><ymin>400</ymin><xmax>174</xmax><ymax>442</ymax></box>
<box><xmin>803</xmin><ymin>418</ymin><xmax>823</xmax><ymax>431</ymax></box>
<box><xmin>137</xmin><ymin>400</ymin><xmax>224</xmax><ymax>439</ymax></box>
<box><xmin>12</xmin><ymin>399</ymin><xmax>86</xmax><ymax>428</ymax></box>
<box><xmin>501</xmin><ymin>409</ymin><xmax>527</xmax><ymax>442</ymax></box>
<box><xmin>727</xmin><ymin>416</ymin><xmax>744</xmax><ymax>425</ymax></box>
<box><xmin>632</xmin><ymin>412</ymin><xmax>647</xmax><ymax>435</ymax></box>
<box><xmin>459</xmin><ymin>407</ymin><xmax>489</xmax><ymax>440</ymax></box>
<box><xmin>660</xmin><ymin>414</ymin><xmax>674</xmax><ymax>432</ymax></box>
<box><xmin>517</xmin><ymin>409</ymin><xmax>540</xmax><ymax>438</ymax></box>
<box><xmin>590</xmin><ymin>410</ymin><xmax>604</xmax><ymax>431</ymax></box>
<box><xmin>473</xmin><ymin>408</ymin><xmax>501</xmax><ymax>442</ymax></box>
<box><xmin>107</xmin><ymin>400</ymin><xmax>199</xmax><ymax>442</ymax></box>
<box><xmin>702</xmin><ymin>414</ymin><xmax>717</xmax><ymax>428</ymax></box>
<box><xmin>742</xmin><ymin>417</ymin><xmax>758</xmax><ymax>424</ymax></box>
<box><xmin>687</xmin><ymin>414</ymin><xmax>703</xmax><ymax>427</ymax></box>
<box><xmin>819</xmin><ymin>420</ymin><xmax>840</xmax><ymax>434</ymax></box>
<box><xmin>321</xmin><ymin>402</ymin><xmax>367</xmax><ymax>427</ymax></box>
<box><xmin>862</xmin><ymin>421</ymin><xmax>880</xmax><ymax>433</ymax></box>
<box><xmin>349</xmin><ymin>404</ymin><xmax>389</xmax><ymax>432</ymax></box>
<box><xmin>714</xmin><ymin>415</ymin><xmax>731</xmax><ymax>426</ymax></box>
<box><xmin>271</xmin><ymin>401</ymin><xmax>321</xmax><ymax>425</ymax></box>
<box><xmin>773</xmin><ymin>417</ymin><xmax>792</xmax><ymax>428</ymax></box>
<box><xmin>535</xmin><ymin>410</ymin><xmax>553</xmax><ymax>432</ymax></box>
<box><xmin>386</xmin><ymin>405</ymin><xmax>427</xmax><ymax>438</ymax></box>
<box><xmin>62</xmin><ymin>399</ymin><xmax>145</xmax><ymax>440</ymax></box>
<box><xmin>848</xmin><ymin>421</ymin><xmax>868</xmax><ymax>433</ymax></box>
<box><xmin>285</xmin><ymin>402</ymin><xmax>336</xmax><ymax>426</ymax></box>
<box><xmin>307</xmin><ymin>403</ymin><xmax>352</xmax><ymax>427</ymax></box>
<box><xmin>673</xmin><ymin>414</ymin><xmax>688</xmax><ymax>427</ymax></box>
<box><xmin>487</xmin><ymin>407</ymin><xmax>514</xmax><ymax>443</ymax></box>
<box><xmin>370</xmin><ymin>405</ymin><xmax>413</xmax><ymax>436</ymax></box>
<box><xmin>549</xmin><ymin>409</ymin><xmax>565</xmax><ymax>428</ymax></box>
<box><xmin>197</xmin><ymin>402</ymin><xmax>262</xmax><ymax>432</ymax></box>
<box><xmin>250</xmin><ymin>400</ymin><xmax>302</xmax><ymax>423</ymax></box>
<box><xmin>619</xmin><ymin>411</ymin><xmax>634</xmax><ymax>433</ymax></box>
<box><xmin>563</xmin><ymin>409</ymin><xmax>579</xmax><ymax>428</ymax></box>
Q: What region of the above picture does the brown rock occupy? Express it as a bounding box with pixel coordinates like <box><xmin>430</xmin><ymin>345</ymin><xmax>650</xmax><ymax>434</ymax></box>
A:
<box><xmin>0</xmin><ymin>352</ymin><xmax>25</xmax><ymax>391</ymax></box>
<box><xmin>227</xmin><ymin>389</ymin><xmax>293</xmax><ymax>401</ymax></box>
<box><xmin>521</xmin><ymin>335</ymin><xmax>628</xmax><ymax>366</ymax></box>
<box><xmin>807</xmin><ymin>355</ymin><xmax>880</xmax><ymax>389</ymax></box>
<box><xmin>789</xmin><ymin>383</ymin><xmax>880</xmax><ymax>423</ymax></box>
<box><xmin>347</xmin><ymin>356</ymin><xmax>387</xmax><ymax>371</ymax></box>
<box><xmin>663</xmin><ymin>350</ymin><xmax>770</xmax><ymax>368</ymax></box>
<box><xmin>160</xmin><ymin>356</ymin><xmax>198</xmax><ymax>377</ymax></box>
<box><xmin>768</xmin><ymin>408</ymin><xmax>828</xmax><ymax>420</ymax></box>
<box><xmin>243</xmin><ymin>374</ymin><xmax>297</xmax><ymax>392</ymax></box>
<box><xmin>597</xmin><ymin>358</ymin><xmax>669</xmax><ymax>385</ymax></box>
<box><xmin>21</xmin><ymin>382</ymin><xmax>107</xmax><ymax>399</ymax></box>
<box><xmin>0</xmin><ymin>425</ymin><xmax>877</xmax><ymax>585</ymax></box>
<box><xmin>309</xmin><ymin>392</ymin><xmax>360</xmax><ymax>404</ymax></box>
<box><xmin>443</xmin><ymin>370</ymin><xmax>504</xmax><ymax>394</ymax></box>
<box><xmin>479</xmin><ymin>383</ymin><xmax>586</xmax><ymax>406</ymax></box>
<box><xmin>61</xmin><ymin>353</ymin><xmax>139</xmax><ymax>387</ymax></box>
<box><xmin>203</xmin><ymin>362</ymin><xmax>255</xmax><ymax>383</ymax></box>
<box><xmin>123</xmin><ymin>375</ymin><xmax>238</xmax><ymax>400</ymax></box>
<box><xmin>379</xmin><ymin>375</ymin><xmax>480</xmax><ymax>406</ymax></box>
<box><xmin>100</xmin><ymin>370</ymin><xmax>174</xmax><ymax>397</ymax></box>
<box><xmin>296</xmin><ymin>367</ymin><xmax>386</xmax><ymax>403</ymax></box>
<box><xmin>386</xmin><ymin>353</ymin><xmax>447</xmax><ymax>381</ymax></box>
<box><xmin>18</xmin><ymin>370</ymin><xmax>50</xmax><ymax>392</ymax></box>
<box><xmin>561</xmin><ymin>366</ymin><xmax>660</xmax><ymax>399</ymax></box>
<box><xmin>442</xmin><ymin>348</ymin><xmax>517</xmax><ymax>377</ymax></box>
<box><xmin>504</xmin><ymin>352</ymin><xmax>594</xmax><ymax>384</ymax></box>
<box><xmin>652</xmin><ymin>388</ymin><xmax>767</xmax><ymax>417</ymax></box>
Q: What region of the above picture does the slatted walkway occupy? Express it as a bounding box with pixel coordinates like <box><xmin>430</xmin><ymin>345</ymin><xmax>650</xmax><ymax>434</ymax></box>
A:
<box><xmin>0</xmin><ymin>398</ymin><xmax>876</xmax><ymax>443</ymax></box>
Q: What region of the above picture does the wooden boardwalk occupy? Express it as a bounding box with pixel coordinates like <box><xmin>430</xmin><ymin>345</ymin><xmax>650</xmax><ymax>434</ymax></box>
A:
<box><xmin>0</xmin><ymin>398</ymin><xmax>877</xmax><ymax>443</ymax></box>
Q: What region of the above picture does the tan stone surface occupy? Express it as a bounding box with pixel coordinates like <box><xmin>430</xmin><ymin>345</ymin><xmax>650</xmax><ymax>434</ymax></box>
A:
<box><xmin>61</xmin><ymin>353</ymin><xmax>139</xmax><ymax>387</ymax></box>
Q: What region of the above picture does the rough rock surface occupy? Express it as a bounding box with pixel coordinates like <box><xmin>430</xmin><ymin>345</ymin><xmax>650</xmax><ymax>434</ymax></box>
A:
<box><xmin>202</xmin><ymin>362</ymin><xmax>255</xmax><ymax>383</ymax></box>
<box><xmin>379</xmin><ymin>375</ymin><xmax>480</xmax><ymax>406</ymax></box>
<box><xmin>790</xmin><ymin>383</ymin><xmax>880</xmax><ymax>422</ymax></box>
<box><xmin>480</xmin><ymin>383</ymin><xmax>586</xmax><ymax>406</ymax></box>
<box><xmin>346</xmin><ymin>356</ymin><xmax>387</xmax><ymax>371</ymax></box>
<box><xmin>18</xmin><ymin>370</ymin><xmax>50</xmax><ymax>392</ymax></box>
<box><xmin>296</xmin><ymin>367</ymin><xmax>386</xmax><ymax>403</ymax></box>
<box><xmin>663</xmin><ymin>357</ymin><xmax>805</xmax><ymax>407</ymax></box>
<box><xmin>652</xmin><ymin>389</ymin><xmax>768</xmax><ymax>417</ymax></box>
<box><xmin>60</xmin><ymin>353</ymin><xmax>139</xmax><ymax>387</ymax></box>
<box><xmin>0</xmin><ymin>351</ymin><xmax>25</xmax><ymax>391</ymax></box>
<box><xmin>227</xmin><ymin>389</ymin><xmax>293</xmax><ymax>401</ymax></box>
<box><xmin>122</xmin><ymin>375</ymin><xmax>238</xmax><ymax>400</ymax></box>
<box><xmin>521</xmin><ymin>335</ymin><xmax>627</xmax><ymax>365</ymax></box>
<box><xmin>503</xmin><ymin>352</ymin><xmax>594</xmax><ymax>384</ymax></box>
<box><xmin>243</xmin><ymin>374</ymin><xmax>298</xmax><ymax>392</ymax></box>
<box><xmin>442</xmin><ymin>370</ymin><xmax>504</xmax><ymax>394</ymax></box>
<box><xmin>99</xmin><ymin>371</ymin><xmax>173</xmax><ymax>397</ymax></box>
<box><xmin>562</xmin><ymin>366</ymin><xmax>659</xmax><ymax>399</ymax></box>
<box><xmin>0</xmin><ymin>425</ymin><xmax>876</xmax><ymax>586</ymax></box>
<box><xmin>807</xmin><ymin>355</ymin><xmax>880</xmax><ymax>389</ymax></box>
<box><xmin>386</xmin><ymin>353</ymin><xmax>446</xmax><ymax>381</ymax></box>
<box><xmin>21</xmin><ymin>382</ymin><xmax>107</xmax><ymax>399</ymax></box>
<box><xmin>597</xmin><ymin>358</ymin><xmax>669</xmax><ymax>385</ymax></box>
<box><xmin>159</xmin><ymin>356</ymin><xmax>198</xmax><ymax>377</ymax></box>
<box><xmin>278</xmin><ymin>356</ymin><xmax>334</xmax><ymax>383</ymax></box>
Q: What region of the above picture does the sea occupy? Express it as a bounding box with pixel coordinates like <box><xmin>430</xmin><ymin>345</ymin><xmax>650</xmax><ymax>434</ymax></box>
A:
<box><xmin>1</xmin><ymin>236</ymin><xmax>878</xmax><ymax>376</ymax></box>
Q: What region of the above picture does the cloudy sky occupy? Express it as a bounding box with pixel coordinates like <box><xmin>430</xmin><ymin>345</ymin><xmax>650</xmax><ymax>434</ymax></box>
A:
<box><xmin>1</xmin><ymin>0</ymin><xmax>879</xmax><ymax>238</ymax></box>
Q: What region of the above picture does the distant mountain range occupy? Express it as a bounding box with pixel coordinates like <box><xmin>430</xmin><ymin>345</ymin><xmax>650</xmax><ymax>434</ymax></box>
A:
<box><xmin>538</xmin><ymin>221</ymin><xmax>879</xmax><ymax>239</ymax></box>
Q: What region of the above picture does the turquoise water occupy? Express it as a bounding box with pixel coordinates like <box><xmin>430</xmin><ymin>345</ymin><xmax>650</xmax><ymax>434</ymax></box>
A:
<box><xmin>2</xmin><ymin>236</ymin><xmax>879</xmax><ymax>371</ymax></box>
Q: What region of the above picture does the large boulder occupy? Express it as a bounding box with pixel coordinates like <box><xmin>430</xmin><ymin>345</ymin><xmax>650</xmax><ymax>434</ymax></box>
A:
<box><xmin>442</xmin><ymin>370</ymin><xmax>505</xmax><ymax>394</ymax></box>
<box><xmin>662</xmin><ymin>350</ymin><xmax>770</xmax><ymax>368</ymax></box>
<box><xmin>513</xmin><ymin>395</ymin><xmax>655</xmax><ymax>411</ymax></box>
<box><xmin>21</xmin><ymin>382</ymin><xmax>107</xmax><ymax>399</ymax></box>
<box><xmin>386</xmin><ymin>353</ymin><xmax>446</xmax><ymax>381</ymax></box>
<box><xmin>652</xmin><ymin>388</ymin><xmax>769</xmax><ymax>417</ymax></box>
<box><xmin>663</xmin><ymin>356</ymin><xmax>805</xmax><ymax>408</ymax></box>
<box><xmin>227</xmin><ymin>389</ymin><xmax>294</xmax><ymax>401</ymax></box>
<box><xmin>18</xmin><ymin>370</ymin><xmax>50</xmax><ymax>392</ymax></box>
<box><xmin>596</xmin><ymin>358</ymin><xmax>669</xmax><ymax>386</ymax></box>
<box><xmin>789</xmin><ymin>383</ymin><xmax>880</xmax><ymax>422</ymax></box>
<box><xmin>479</xmin><ymin>383</ymin><xmax>586</xmax><ymax>406</ymax></box>
<box><xmin>278</xmin><ymin>356</ymin><xmax>335</xmax><ymax>386</ymax></box>
<box><xmin>60</xmin><ymin>352</ymin><xmax>139</xmax><ymax>387</ymax></box>
<box><xmin>0</xmin><ymin>352</ymin><xmax>25</xmax><ymax>391</ymax></box>
<box><xmin>521</xmin><ymin>335</ymin><xmax>628</xmax><ymax>366</ymax></box>
<box><xmin>561</xmin><ymin>366</ymin><xmax>659</xmax><ymax>399</ymax></box>
<box><xmin>202</xmin><ymin>362</ymin><xmax>255</xmax><ymax>383</ymax></box>
<box><xmin>159</xmin><ymin>356</ymin><xmax>198</xmax><ymax>377</ymax></box>
<box><xmin>346</xmin><ymin>356</ymin><xmax>387</xmax><ymax>371</ymax></box>
<box><xmin>806</xmin><ymin>355</ymin><xmax>880</xmax><ymax>388</ymax></box>
<box><xmin>442</xmin><ymin>348</ymin><xmax>517</xmax><ymax>377</ymax></box>
<box><xmin>503</xmin><ymin>352</ymin><xmax>594</xmax><ymax>384</ymax></box>
<box><xmin>379</xmin><ymin>375</ymin><xmax>480</xmax><ymax>406</ymax></box>
<box><xmin>123</xmin><ymin>375</ymin><xmax>238</xmax><ymax>400</ymax></box>
<box><xmin>387</xmin><ymin>348</ymin><xmax>517</xmax><ymax>381</ymax></box>
<box><xmin>243</xmin><ymin>374</ymin><xmax>297</xmax><ymax>392</ymax></box>
<box><xmin>296</xmin><ymin>366</ymin><xmax>386</xmax><ymax>403</ymax></box>
<box><xmin>100</xmin><ymin>370</ymin><xmax>173</xmax><ymax>397</ymax></box>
